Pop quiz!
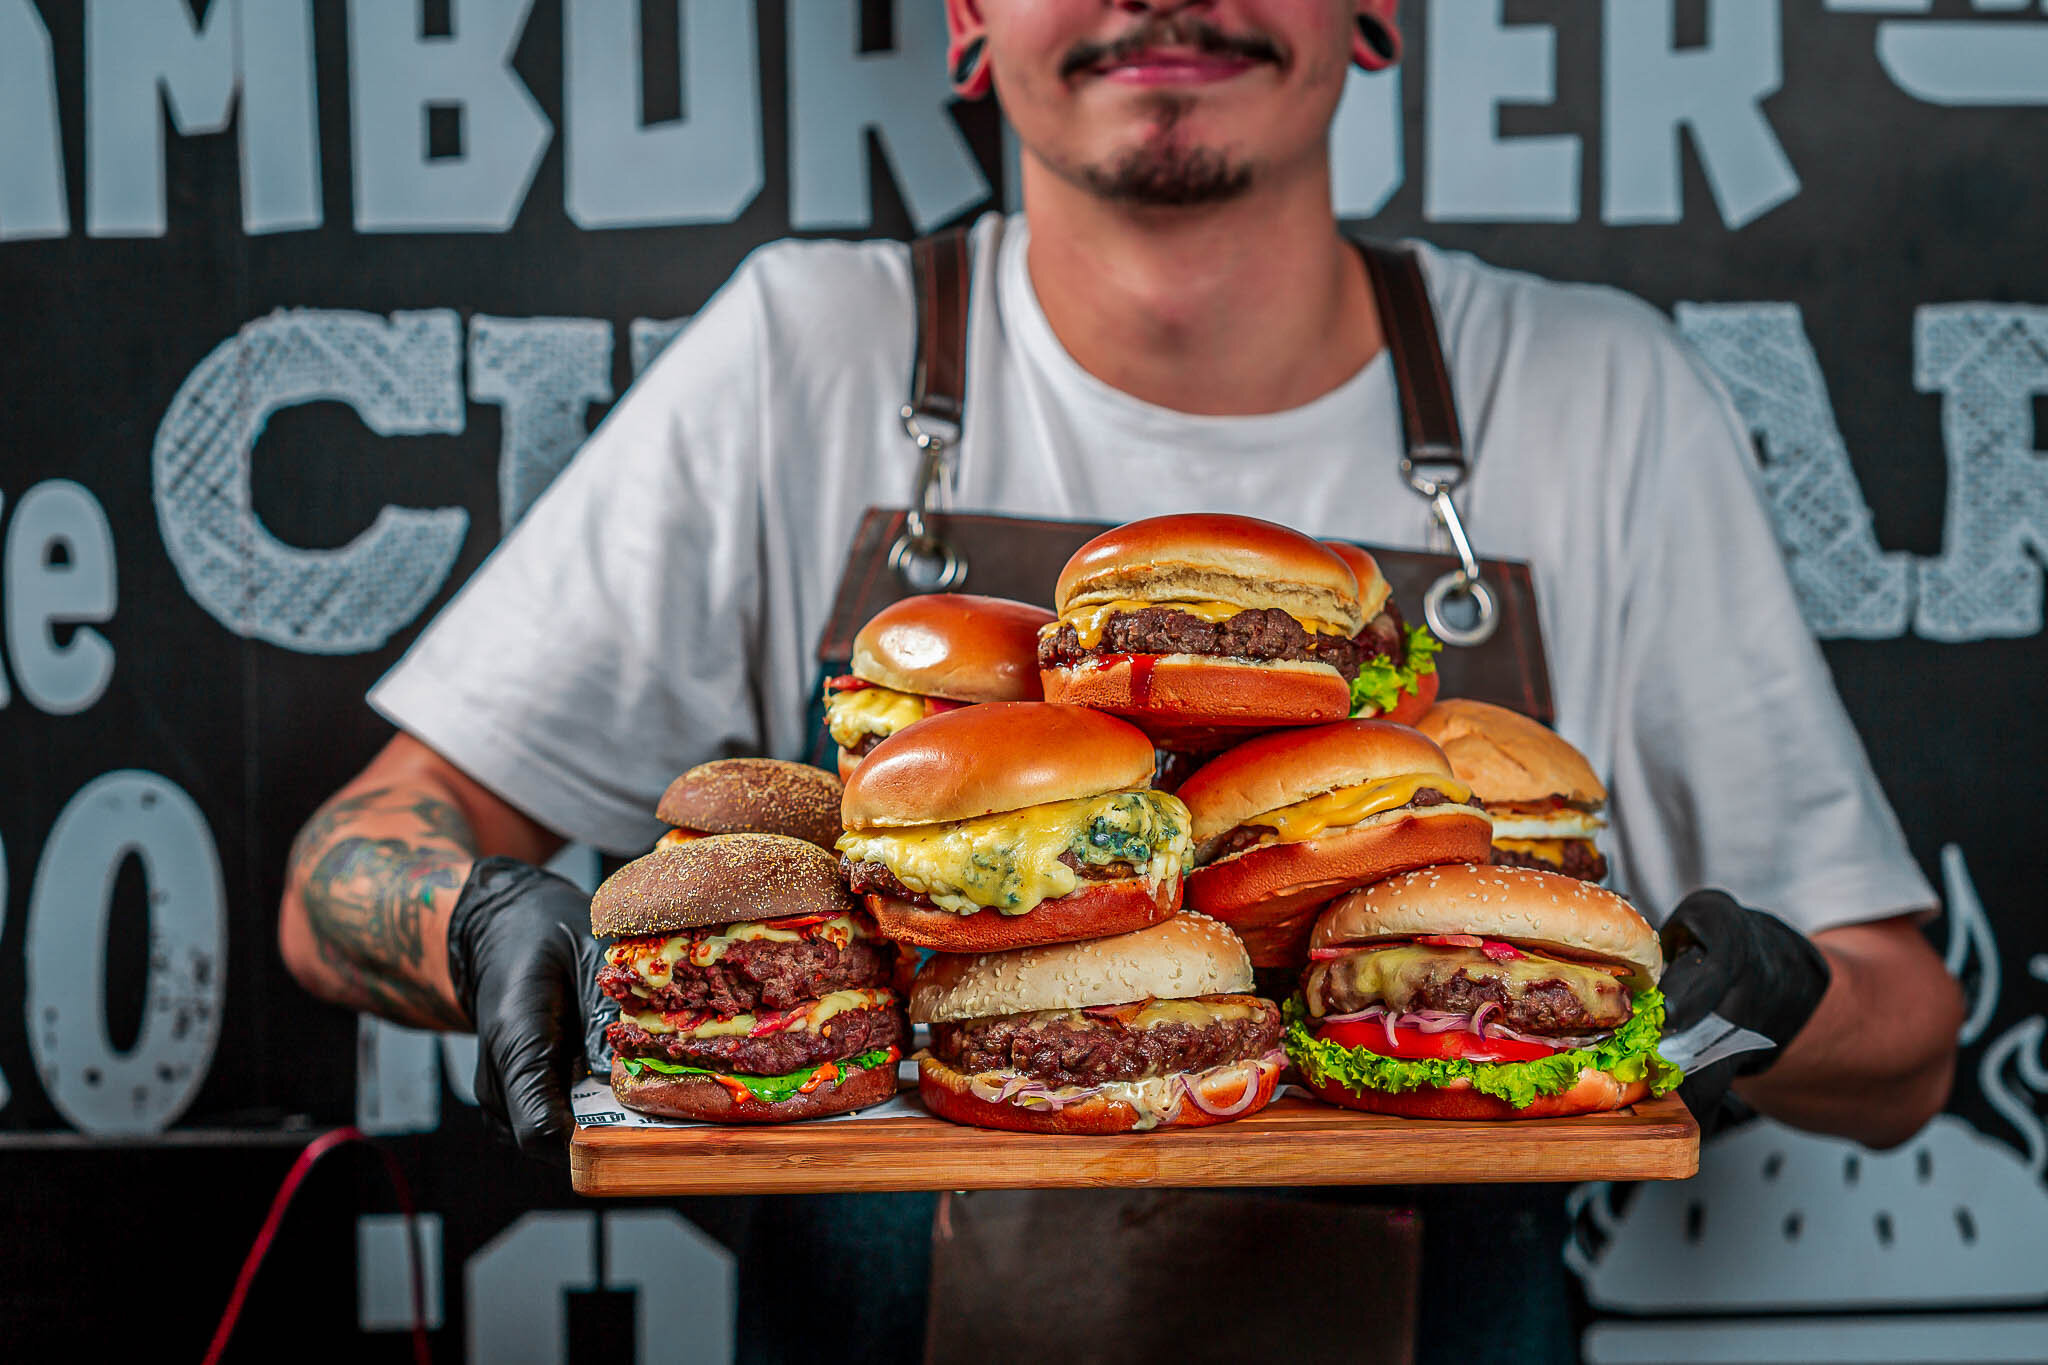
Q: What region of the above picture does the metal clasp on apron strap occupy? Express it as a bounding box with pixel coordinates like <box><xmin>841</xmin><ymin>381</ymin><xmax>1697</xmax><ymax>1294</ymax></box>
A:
<box><xmin>891</xmin><ymin>403</ymin><xmax>965</xmax><ymax>590</ymax></box>
<box><xmin>1403</xmin><ymin>453</ymin><xmax>1499</xmax><ymax>648</ymax></box>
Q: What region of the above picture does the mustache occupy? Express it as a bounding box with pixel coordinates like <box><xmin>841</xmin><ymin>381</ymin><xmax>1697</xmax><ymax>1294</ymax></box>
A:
<box><xmin>1058</xmin><ymin>15</ymin><xmax>1285</xmax><ymax>79</ymax></box>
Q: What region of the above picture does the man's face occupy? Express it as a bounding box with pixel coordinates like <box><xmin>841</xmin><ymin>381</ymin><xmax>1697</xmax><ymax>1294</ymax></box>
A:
<box><xmin>974</xmin><ymin>2</ymin><xmax>1365</xmax><ymax>207</ymax></box>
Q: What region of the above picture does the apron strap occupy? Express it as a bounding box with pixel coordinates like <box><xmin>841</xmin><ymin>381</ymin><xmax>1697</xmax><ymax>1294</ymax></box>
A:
<box><xmin>1354</xmin><ymin>238</ymin><xmax>1467</xmax><ymax>491</ymax></box>
<box><xmin>908</xmin><ymin>227</ymin><xmax>972</xmax><ymax>434</ymax></box>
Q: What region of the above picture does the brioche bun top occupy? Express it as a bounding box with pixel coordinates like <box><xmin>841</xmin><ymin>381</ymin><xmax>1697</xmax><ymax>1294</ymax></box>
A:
<box><xmin>908</xmin><ymin>912</ymin><xmax>1253</xmax><ymax>1023</ymax></box>
<box><xmin>1310</xmin><ymin>863</ymin><xmax>1662</xmax><ymax>990</ymax></box>
<box><xmin>1413</xmin><ymin>699</ymin><xmax>1607</xmax><ymax>807</ymax></box>
<box><xmin>654</xmin><ymin>758</ymin><xmax>843</xmax><ymax>847</ymax></box>
<box><xmin>589</xmin><ymin>833</ymin><xmax>855</xmax><ymax>937</ymax></box>
<box><xmin>850</xmin><ymin>593</ymin><xmax>1054</xmax><ymax>702</ymax></box>
<box><xmin>840</xmin><ymin>702</ymin><xmax>1155</xmax><ymax>829</ymax></box>
<box><xmin>1176</xmin><ymin>719</ymin><xmax>1461</xmax><ymax>843</ymax></box>
<box><xmin>1319</xmin><ymin>541</ymin><xmax>1394</xmax><ymax>621</ymax></box>
<box><xmin>1054</xmin><ymin>514</ymin><xmax>1364</xmax><ymax>635</ymax></box>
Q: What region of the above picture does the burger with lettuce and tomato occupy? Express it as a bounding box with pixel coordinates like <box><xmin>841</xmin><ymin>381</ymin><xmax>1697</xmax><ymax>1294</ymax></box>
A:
<box><xmin>593</xmin><ymin>833</ymin><xmax>906</xmax><ymax>1122</ymax></box>
<box><xmin>1287</xmin><ymin>863</ymin><xmax>1683</xmax><ymax>1118</ymax></box>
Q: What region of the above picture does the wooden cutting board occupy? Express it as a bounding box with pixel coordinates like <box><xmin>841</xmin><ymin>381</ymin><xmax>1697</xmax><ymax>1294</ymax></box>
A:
<box><xmin>570</xmin><ymin>1090</ymin><xmax>1697</xmax><ymax>1196</ymax></box>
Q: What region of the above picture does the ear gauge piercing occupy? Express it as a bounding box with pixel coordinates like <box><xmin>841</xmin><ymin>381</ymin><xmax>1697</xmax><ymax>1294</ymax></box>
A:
<box><xmin>1355</xmin><ymin>14</ymin><xmax>1400</xmax><ymax>70</ymax></box>
<box><xmin>950</xmin><ymin>36</ymin><xmax>988</xmax><ymax>92</ymax></box>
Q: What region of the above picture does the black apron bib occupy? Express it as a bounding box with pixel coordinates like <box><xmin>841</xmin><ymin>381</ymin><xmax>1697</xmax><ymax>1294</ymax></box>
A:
<box><xmin>811</xmin><ymin>228</ymin><xmax>1572</xmax><ymax>1365</ymax></box>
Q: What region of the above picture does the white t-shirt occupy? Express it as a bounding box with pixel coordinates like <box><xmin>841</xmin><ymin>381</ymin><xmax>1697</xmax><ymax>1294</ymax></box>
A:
<box><xmin>370</xmin><ymin>213</ymin><xmax>1933</xmax><ymax>933</ymax></box>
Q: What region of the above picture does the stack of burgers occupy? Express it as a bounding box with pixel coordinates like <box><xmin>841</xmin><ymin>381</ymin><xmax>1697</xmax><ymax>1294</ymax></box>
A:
<box><xmin>591</xmin><ymin>513</ymin><xmax>1681</xmax><ymax>1130</ymax></box>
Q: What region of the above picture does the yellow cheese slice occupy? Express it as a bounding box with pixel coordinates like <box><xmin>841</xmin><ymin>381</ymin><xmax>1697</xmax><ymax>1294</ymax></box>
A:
<box><xmin>1257</xmin><ymin>773</ymin><xmax>1476</xmax><ymax>845</ymax></box>
<box><xmin>824</xmin><ymin>685</ymin><xmax>929</xmax><ymax>750</ymax></box>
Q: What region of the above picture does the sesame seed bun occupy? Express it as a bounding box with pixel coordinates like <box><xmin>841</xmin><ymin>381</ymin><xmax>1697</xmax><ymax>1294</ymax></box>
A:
<box><xmin>1176</xmin><ymin>719</ymin><xmax>1465</xmax><ymax>845</ymax></box>
<box><xmin>840</xmin><ymin>702</ymin><xmax>1156</xmax><ymax>830</ymax></box>
<box><xmin>1412</xmin><ymin>700</ymin><xmax>1607</xmax><ymax>808</ymax></box>
<box><xmin>654</xmin><ymin>759</ymin><xmax>843</xmax><ymax>848</ymax></box>
<box><xmin>1054</xmin><ymin>514</ymin><xmax>1365</xmax><ymax>635</ymax></box>
<box><xmin>908</xmin><ymin>912</ymin><xmax>1253</xmax><ymax>1023</ymax></box>
<box><xmin>589</xmin><ymin>833</ymin><xmax>856</xmax><ymax>937</ymax></box>
<box><xmin>1319</xmin><ymin>541</ymin><xmax>1394</xmax><ymax>622</ymax></box>
<box><xmin>1310</xmin><ymin>863</ymin><xmax>1663</xmax><ymax>990</ymax></box>
<box><xmin>849</xmin><ymin>593</ymin><xmax>1054</xmax><ymax>702</ymax></box>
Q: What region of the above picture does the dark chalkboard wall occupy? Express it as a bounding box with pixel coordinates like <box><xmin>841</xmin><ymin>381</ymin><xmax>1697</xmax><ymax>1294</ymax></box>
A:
<box><xmin>1</xmin><ymin>2</ymin><xmax>2043</xmax><ymax>1361</ymax></box>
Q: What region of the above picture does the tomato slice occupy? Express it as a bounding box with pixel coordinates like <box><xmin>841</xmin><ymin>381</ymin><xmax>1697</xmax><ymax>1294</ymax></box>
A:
<box><xmin>1317</xmin><ymin>1017</ymin><xmax>1561</xmax><ymax>1063</ymax></box>
<box><xmin>823</xmin><ymin>674</ymin><xmax>870</xmax><ymax>693</ymax></box>
<box><xmin>1382</xmin><ymin>668</ymin><xmax>1440</xmax><ymax>727</ymax></box>
<box><xmin>923</xmin><ymin>697</ymin><xmax>968</xmax><ymax>717</ymax></box>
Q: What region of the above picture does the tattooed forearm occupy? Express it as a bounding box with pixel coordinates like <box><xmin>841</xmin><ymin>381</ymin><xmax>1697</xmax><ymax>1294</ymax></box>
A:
<box><xmin>287</xmin><ymin>786</ymin><xmax>477</xmax><ymax>1029</ymax></box>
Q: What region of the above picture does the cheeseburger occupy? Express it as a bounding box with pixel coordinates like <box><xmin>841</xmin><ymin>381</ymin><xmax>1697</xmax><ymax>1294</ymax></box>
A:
<box><xmin>1036</xmin><ymin>514</ymin><xmax>1368</xmax><ymax>741</ymax></box>
<box><xmin>1177</xmin><ymin>720</ymin><xmax>1492</xmax><ymax>968</ymax></box>
<box><xmin>1320</xmin><ymin>540</ymin><xmax>1442</xmax><ymax>725</ymax></box>
<box><xmin>594</xmin><ymin>834</ymin><xmax>905</xmax><ymax>1122</ymax></box>
<box><xmin>653</xmin><ymin>758</ymin><xmax>843</xmax><ymax>851</ymax></box>
<box><xmin>1287</xmin><ymin>865</ymin><xmax>1681</xmax><ymax>1119</ymax></box>
<box><xmin>837</xmin><ymin>703</ymin><xmax>1190</xmax><ymax>951</ymax></box>
<box><xmin>1414</xmin><ymin>699</ymin><xmax>1609</xmax><ymax>880</ymax></box>
<box><xmin>911</xmin><ymin>914</ymin><xmax>1284</xmax><ymax>1133</ymax></box>
<box><xmin>823</xmin><ymin>593</ymin><xmax>1055</xmax><ymax>778</ymax></box>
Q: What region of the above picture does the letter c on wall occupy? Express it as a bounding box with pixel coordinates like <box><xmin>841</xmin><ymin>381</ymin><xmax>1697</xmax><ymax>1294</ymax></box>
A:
<box><xmin>152</xmin><ymin>309</ymin><xmax>469</xmax><ymax>654</ymax></box>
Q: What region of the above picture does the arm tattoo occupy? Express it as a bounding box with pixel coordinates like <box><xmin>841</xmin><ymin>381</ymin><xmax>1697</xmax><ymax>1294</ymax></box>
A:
<box><xmin>293</xmin><ymin>787</ymin><xmax>477</xmax><ymax>1030</ymax></box>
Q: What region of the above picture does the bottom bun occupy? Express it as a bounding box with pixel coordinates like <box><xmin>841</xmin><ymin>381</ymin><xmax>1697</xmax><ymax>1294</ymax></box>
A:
<box><xmin>1231</xmin><ymin>903</ymin><xmax>1324</xmax><ymax>970</ymax></box>
<box><xmin>1042</xmin><ymin>656</ymin><xmax>1350</xmax><ymax>741</ymax></box>
<box><xmin>865</xmin><ymin>877</ymin><xmax>1181</xmax><ymax>952</ymax></box>
<box><xmin>1298</xmin><ymin>1066</ymin><xmax>1647</xmax><ymax>1120</ymax></box>
<box><xmin>917</xmin><ymin>1052</ymin><xmax>1282</xmax><ymax>1135</ymax></box>
<box><xmin>1187</xmin><ymin>806</ymin><xmax>1492</xmax><ymax>928</ymax></box>
<box><xmin>610</xmin><ymin>1055</ymin><xmax>898</xmax><ymax>1124</ymax></box>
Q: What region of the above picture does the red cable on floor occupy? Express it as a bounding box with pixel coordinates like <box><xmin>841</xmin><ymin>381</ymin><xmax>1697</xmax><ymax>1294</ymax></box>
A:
<box><xmin>200</xmin><ymin>1126</ymin><xmax>432</xmax><ymax>1365</ymax></box>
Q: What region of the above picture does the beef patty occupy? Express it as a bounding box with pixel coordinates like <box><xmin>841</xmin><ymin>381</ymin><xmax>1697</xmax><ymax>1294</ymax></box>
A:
<box><xmin>930</xmin><ymin>995</ymin><xmax>1282</xmax><ymax>1088</ymax></box>
<box><xmin>1490</xmin><ymin>841</ymin><xmax>1609</xmax><ymax>882</ymax></box>
<box><xmin>607</xmin><ymin>1005</ymin><xmax>906</xmax><ymax>1076</ymax></box>
<box><xmin>598</xmin><ymin>934</ymin><xmax>895</xmax><ymax>1016</ymax></box>
<box><xmin>1038</xmin><ymin>603</ymin><xmax>1405</xmax><ymax>682</ymax></box>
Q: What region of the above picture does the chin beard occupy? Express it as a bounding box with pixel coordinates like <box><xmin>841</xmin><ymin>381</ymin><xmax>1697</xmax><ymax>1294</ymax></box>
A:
<box><xmin>1082</xmin><ymin>98</ymin><xmax>1252</xmax><ymax>207</ymax></box>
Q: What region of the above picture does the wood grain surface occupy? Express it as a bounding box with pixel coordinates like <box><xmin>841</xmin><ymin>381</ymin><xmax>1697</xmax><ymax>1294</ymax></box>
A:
<box><xmin>570</xmin><ymin>1090</ymin><xmax>1697</xmax><ymax>1197</ymax></box>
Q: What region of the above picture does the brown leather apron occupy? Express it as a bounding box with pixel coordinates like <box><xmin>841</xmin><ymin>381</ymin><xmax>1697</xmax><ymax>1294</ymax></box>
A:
<box><xmin>815</xmin><ymin>227</ymin><xmax>1558</xmax><ymax>1365</ymax></box>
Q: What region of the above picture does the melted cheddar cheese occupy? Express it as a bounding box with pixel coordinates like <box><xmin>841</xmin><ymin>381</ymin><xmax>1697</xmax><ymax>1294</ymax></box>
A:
<box><xmin>627</xmin><ymin>986</ymin><xmax>895</xmax><ymax>1038</ymax></box>
<box><xmin>607</xmin><ymin>915</ymin><xmax>868</xmax><ymax>985</ymax></box>
<box><xmin>836</xmin><ymin>790</ymin><xmax>1190</xmax><ymax>916</ymax></box>
<box><xmin>1052</xmin><ymin>599</ymin><xmax>1350</xmax><ymax>650</ymax></box>
<box><xmin>1493</xmin><ymin>836</ymin><xmax>1598</xmax><ymax>862</ymax></box>
<box><xmin>1254</xmin><ymin>773</ymin><xmax>1476</xmax><ymax>845</ymax></box>
<box><xmin>824</xmin><ymin>685</ymin><xmax>930</xmax><ymax>750</ymax></box>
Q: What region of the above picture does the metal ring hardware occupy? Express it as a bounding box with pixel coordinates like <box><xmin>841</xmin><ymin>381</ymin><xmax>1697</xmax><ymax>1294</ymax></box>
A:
<box><xmin>887</xmin><ymin>530</ymin><xmax>966</xmax><ymax>592</ymax></box>
<box><xmin>1424</xmin><ymin>570</ymin><xmax>1499</xmax><ymax>647</ymax></box>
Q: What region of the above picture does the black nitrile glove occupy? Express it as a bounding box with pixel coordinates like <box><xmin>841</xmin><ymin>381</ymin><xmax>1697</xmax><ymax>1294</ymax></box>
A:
<box><xmin>1659</xmin><ymin>889</ymin><xmax>1831</xmax><ymax>1135</ymax></box>
<box><xmin>447</xmin><ymin>857</ymin><xmax>616</xmax><ymax>1164</ymax></box>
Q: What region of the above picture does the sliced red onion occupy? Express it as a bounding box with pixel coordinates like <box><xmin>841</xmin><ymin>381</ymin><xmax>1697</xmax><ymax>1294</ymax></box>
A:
<box><xmin>1181</xmin><ymin>1065</ymin><xmax>1265</xmax><ymax>1118</ymax></box>
<box><xmin>1470</xmin><ymin>1001</ymin><xmax>1502</xmax><ymax>1035</ymax></box>
<box><xmin>1320</xmin><ymin>1006</ymin><xmax>1385</xmax><ymax>1024</ymax></box>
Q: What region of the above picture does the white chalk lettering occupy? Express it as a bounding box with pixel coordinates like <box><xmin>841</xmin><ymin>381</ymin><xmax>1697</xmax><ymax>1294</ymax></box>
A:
<box><xmin>4</xmin><ymin>480</ymin><xmax>118</xmax><ymax>715</ymax></box>
<box><xmin>469</xmin><ymin>315</ymin><xmax>614</xmax><ymax>531</ymax></box>
<box><xmin>1425</xmin><ymin>0</ymin><xmax>1580</xmax><ymax>222</ymax></box>
<box><xmin>0</xmin><ymin>0</ymin><xmax>67</xmax><ymax>241</ymax></box>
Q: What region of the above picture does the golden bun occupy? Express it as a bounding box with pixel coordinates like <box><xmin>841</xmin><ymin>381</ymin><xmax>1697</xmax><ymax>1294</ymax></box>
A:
<box><xmin>1176</xmin><ymin>719</ymin><xmax>1462</xmax><ymax>845</ymax></box>
<box><xmin>1297</xmin><ymin>1066</ymin><xmax>1648</xmax><ymax>1120</ymax></box>
<box><xmin>1054</xmin><ymin>513</ymin><xmax>1364</xmax><ymax>634</ymax></box>
<box><xmin>908</xmin><ymin>911</ymin><xmax>1251</xmax><ymax>1023</ymax></box>
<box><xmin>1185</xmin><ymin>806</ymin><xmax>1493</xmax><ymax>925</ymax></box>
<box><xmin>609</xmin><ymin>1054</ymin><xmax>898</xmax><ymax>1123</ymax></box>
<box><xmin>1319</xmin><ymin>541</ymin><xmax>1393</xmax><ymax>621</ymax></box>
<box><xmin>1413</xmin><ymin>699</ymin><xmax>1607</xmax><ymax>807</ymax></box>
<box><xmin>1231</xmin><ymin>903</ymin><xmax>1323</xmax><ymax>970</ymax></box>
<box><xmin>654</xmin><ymin>758</ymin><xmax>843</xmax><ymax>848</ymax></box>
<box><xmin>917</xmin><ymin>1051</ymin><xmax>1281</xmax><ymax>1134</ymax></box>
<box><xmin>589</xmin><ymin>834</ymin><xmax>854</xmax><ymax>937</ymax></box>
<box><xmin>840</xmin><ymin>702</ymin><xmax>1154</xmax><ymax>829</ymax></box>
<box><xmin>850</xmin><ymin>593</ymin><xmax>1054</xmax><ymax>702</ymax></box>
<box><xmin>1310</xmin><ymin>863</ymin><xmax>1663</xmax><ymax>990</ymax></box>
<box><xmin>1040</xmin><ymin>655</ymin><xmax>1351</xmax><ymax>737</ymax></box>
<box><xmin>865</xmin><ymin>877</ymin><xmax>1181</xmax><ymax>954</ymax></box>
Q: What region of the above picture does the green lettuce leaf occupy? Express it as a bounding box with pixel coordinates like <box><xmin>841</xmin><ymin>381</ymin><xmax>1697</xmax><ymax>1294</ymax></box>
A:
<box><xmin>1349</xmin><ymin>625</ymin><xmax>1443</xmax><ymax>717</ymax></box>
<box><xmin>1283</xmin><ymin>990</ymin><xmax>1683</xmax><ymax>1110</ymax></box>
<box><xmin>618</xmin><ymin>1047</ymin><xmax>896</xmax><ymax>1105</ymax></box>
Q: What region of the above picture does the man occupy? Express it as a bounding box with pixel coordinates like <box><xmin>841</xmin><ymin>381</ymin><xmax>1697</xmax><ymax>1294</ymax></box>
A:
<box><xmin>281</xmin><ymin>0</ymin><xmax>1960</xmax><ymax>1350</ymax></box>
